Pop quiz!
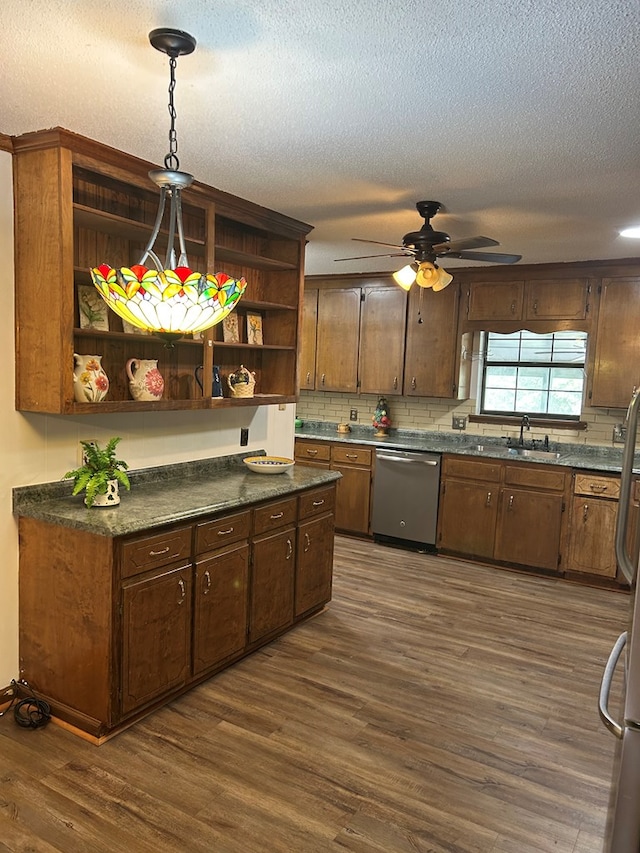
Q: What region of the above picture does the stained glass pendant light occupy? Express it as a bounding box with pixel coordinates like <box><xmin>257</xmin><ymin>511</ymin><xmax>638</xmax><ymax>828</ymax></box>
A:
<box><xmin>91</xmin><ymin>28</ymin><xmax>246</xmax><ymax>345</ymax></box>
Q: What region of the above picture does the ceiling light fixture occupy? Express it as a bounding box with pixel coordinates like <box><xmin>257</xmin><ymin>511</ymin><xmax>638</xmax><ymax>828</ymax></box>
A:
<box><xmin>393</xmin><ymin>260</ymin><xmax>453</xmax><ymax>292</ymax></box>
<box><xmin>620</xmin><ymin>226</ymin><xmax>640</xmax><ymax>239</ymax></box>
<box><xmin>91</xmin><ymin>28</ymin><xmax>246</xmax><ymax>345</ymax></box>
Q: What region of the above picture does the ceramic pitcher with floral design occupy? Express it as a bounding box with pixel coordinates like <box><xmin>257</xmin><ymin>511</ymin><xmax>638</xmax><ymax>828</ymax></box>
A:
<box><xmin>73</xmin><ymin>354</ymin><xmax>109</xmax><ymax>403</ymax></box>
<box><xmin>125</xmin><ymin>358</ymin><xmax>164</xmax><ymax>401</ymax></box>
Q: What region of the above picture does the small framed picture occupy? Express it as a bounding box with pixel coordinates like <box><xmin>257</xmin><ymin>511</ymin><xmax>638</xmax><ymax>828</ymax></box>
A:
<box><xmin>246</xmin><ymin>311</ymin><xmax>263</xmax><ymax>345</ymax></box>
<box><xmin>223</xmin><ymin>313</ymin><xmax>240</xmax><ymax>343</ymax></box>
<box><xmin>122</xmin><ymin>319</ymin><xmax>149</xmax><ymax>335</ymax></box>
<box><xmin>77</xmin><ymin>285</ymin><xmax>109</xmax><ymax>331</ymax></box>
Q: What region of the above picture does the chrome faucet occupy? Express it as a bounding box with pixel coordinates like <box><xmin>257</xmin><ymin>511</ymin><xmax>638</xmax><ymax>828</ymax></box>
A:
<box><xmin>519</xmin><ymin>415</ymin><xmax>531</xmax><ymax>446</ymax></box>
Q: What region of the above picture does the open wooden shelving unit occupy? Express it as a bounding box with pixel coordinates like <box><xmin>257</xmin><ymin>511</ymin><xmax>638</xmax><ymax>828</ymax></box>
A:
<box><xmin>12</xmin><ymin>127</ymin><xmax>312</xmax><ymax>415</ymax></box>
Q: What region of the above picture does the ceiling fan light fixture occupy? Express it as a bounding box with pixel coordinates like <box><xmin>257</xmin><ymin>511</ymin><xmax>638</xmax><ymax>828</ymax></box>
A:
<box><xmin>392</xmin><ymin>263</ymin><xmax>418</xmax><ymax>290</ymax></box>
<box><xmin>415</xmin><ymin>261</ymin><xmax>438</xmax><ymax>288</ymax></box>
<box><xmin>432</xmin><ymin>266</ymin><xmax>453</xmax><ymax>291</ymax></box>
<box><xmin>620</xmin><ymin>226</ymin><xmax>640</xmax><ymax>238</ymax></box>
<box><xmin>90</xmin><ymin>28</ymin><xmax>246</xmax><ymax>345</ymax></box>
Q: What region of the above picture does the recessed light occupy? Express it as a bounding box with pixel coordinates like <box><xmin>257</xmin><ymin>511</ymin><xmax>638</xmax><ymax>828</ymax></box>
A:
<box><xmin>620</xmin><ymin>226</ymin><xmax>640</xmax><ymax>238</ymax></box>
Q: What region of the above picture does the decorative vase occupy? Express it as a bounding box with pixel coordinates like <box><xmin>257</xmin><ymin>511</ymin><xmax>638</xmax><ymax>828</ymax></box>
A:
<box><xmin>195</xmin><ymin>364</ymin><xmax>223</xmax><ymax>398</ymax></box>
<box><xmin>228</xmin><ymin>365</ymin><xmax>256</xmax><ymax>398</ymax></box>
<box><xmin>88</xmin><ymin>479</ymin><xmax>120</xmax><ymax>508</ymax></box>
<box><xmin>73</xmin><ymin>354</ymin><xmax>109</xmax><ymax>403</ymax></box>
<box><xmin>126</xmin><ymin>358</ymin><xmax>164</xmax><ymax>401</ymax></box>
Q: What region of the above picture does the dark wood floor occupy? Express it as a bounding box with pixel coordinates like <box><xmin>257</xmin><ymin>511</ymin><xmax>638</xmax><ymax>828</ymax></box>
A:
<box><xmin>0</xmin><ymin>536</ymin><xmax>629</xmax><ymax>853</ymax></box>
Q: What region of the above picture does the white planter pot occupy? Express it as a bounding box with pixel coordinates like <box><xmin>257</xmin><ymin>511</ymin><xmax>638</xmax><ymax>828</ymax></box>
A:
<box><xmin>86</xmin><ymin>479</ymin><xmax>120</xmax><ymax>507</ymax></box>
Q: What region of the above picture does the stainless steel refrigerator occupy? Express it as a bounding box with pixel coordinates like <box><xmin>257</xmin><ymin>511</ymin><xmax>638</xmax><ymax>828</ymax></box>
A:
<box><xmin>600</xmin><ymin>390</ymin><xmax>640</xmax><ymax>852</ymax></box>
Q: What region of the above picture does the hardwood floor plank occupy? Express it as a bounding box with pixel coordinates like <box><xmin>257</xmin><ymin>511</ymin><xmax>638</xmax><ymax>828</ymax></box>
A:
<box><xmin>0</xmin><ymin>536</ymin><xmax>628</xmax><ymax>852</ymax></box>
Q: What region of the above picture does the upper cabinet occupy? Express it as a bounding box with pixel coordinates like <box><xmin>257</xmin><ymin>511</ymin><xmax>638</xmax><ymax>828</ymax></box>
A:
<box><xmin>462</xmin><ymin>278</ymin><xmax>591</xmax><ymax>327</ymax></box>
<box><xmin>589</xmin><ymin>277</ymin><xmax>640</xmax><ymax>408</ymax></box>
<box><xmin>12</xmin><ymin>128</ymin><xmax>312</xmax><ymax>414</ymax></box>
<box><xmin>300</xmin><ymin>289</ymin><xmax>318</xmax><ymax>391</ymax></box>
<box><xmin>358</xmin><ymin>286</ymin><xmax>407</xmax><ymax>395</ymax></box>
<box><xmin>314</xmin><ymin>288</ymin><xmax>361</xmax><ymax>392</ymax></box>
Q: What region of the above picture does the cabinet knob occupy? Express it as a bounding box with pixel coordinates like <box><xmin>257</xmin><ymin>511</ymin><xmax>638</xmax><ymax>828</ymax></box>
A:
<box><xmin>486</xmin><ymin>491</ymin><xmax>492</xmax><ymax>507</ymax></box>
<box><xmin>532</xmin><ymin>300</ymin><xmax>538</xmax><ymax>314</ymax></box>
<box><xmin>508</xmin><ymin>494</ymin><xmax>514</xmax><ymax>510</ymax></box>
<box><xmin>411</xmin><ymin>377</ymin><xmax>417</xmax><ymax>390</ymax></box>
<box><xmin>510</xmin><ymin>301</ymin><xmax>517</xmax><ymax>315</ymax></box>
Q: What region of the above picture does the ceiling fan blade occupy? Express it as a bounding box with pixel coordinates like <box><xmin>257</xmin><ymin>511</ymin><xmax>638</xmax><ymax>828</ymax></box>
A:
<box><xmin>445</xmin><ymin>250</ymin><xmax>522</xmax><ymax>264</ymax></box>
<box><xmin>433</xmin><ymin>235</ymin><xmax>500</xmax><ymax>253</ymax></box>
<box><xmin>334</xmin><ymin>252</ymin><xmax>411</xmax><ymax>262</ymax></box>
<box><xmin>351</xmin><ymin>237</ymin><xmax>408</xmax><ymax>250</ymax></box>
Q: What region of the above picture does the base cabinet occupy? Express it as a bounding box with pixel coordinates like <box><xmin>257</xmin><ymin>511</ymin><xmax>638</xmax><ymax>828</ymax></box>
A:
<box><xmin>437</xmin><ymin>457</ymin><xmax>501</xmax><ymax>559</ymax></box>
<box><xmin>17</xmin><ymin>482</ymin><xmax>336</xmax><ymax>740</ymax></box>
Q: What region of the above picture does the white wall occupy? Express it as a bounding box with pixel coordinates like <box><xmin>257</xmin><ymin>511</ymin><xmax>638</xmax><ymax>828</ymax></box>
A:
<box><xmin>0</xmin><ymin>148</ymin><xmax>296</xmax><ymax>687</ymax></box>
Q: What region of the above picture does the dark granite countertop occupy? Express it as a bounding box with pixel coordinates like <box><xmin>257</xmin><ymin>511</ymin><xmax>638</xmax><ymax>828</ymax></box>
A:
<box><xmin>295</xmin><ymin>421</ymin><xmax>637</xmax><ymax>474</ymax></box>
<box><xmin>13</xmin><ymin>452</ymin><xmax>341</xmax><ymax>537</ymax></box>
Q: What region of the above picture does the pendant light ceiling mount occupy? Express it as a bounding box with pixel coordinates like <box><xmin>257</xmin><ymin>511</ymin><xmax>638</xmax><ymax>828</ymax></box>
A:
<box><xmin>91</xmin><ymin>27</ymin><xmax>247</xmax><ymax>345</ymax></box>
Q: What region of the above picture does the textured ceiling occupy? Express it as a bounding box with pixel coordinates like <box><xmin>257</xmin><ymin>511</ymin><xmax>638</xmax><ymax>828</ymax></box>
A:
<box><xmin>2</xmin><ymin>0</ymin><xmax>640</xmax><ymax>275</ymax></box>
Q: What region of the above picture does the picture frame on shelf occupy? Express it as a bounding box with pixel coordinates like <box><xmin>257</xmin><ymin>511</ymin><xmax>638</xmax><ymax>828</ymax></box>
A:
<box><xmin>223</xmin><ymin>313</ymin><xmax>240</xmax><ymax>343</ymax></box>
<box><xmin>246</xmin><ymin>311</ymin><xmax>263</xmax><ymax>345</ymax></box>
<box><xmin>122</xmin><ymin>319</ymin><xmax>150</xmax><ymax>335</ymax></box>
<box><xmin>77</xmin><ymin>285</ymin><xmax>109</xmax><ymax>331</ymax></box>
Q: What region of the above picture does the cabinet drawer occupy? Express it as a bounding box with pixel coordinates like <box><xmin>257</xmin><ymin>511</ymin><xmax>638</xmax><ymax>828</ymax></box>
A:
<box><xmin>574</xmin><ymin>474</ymin><xmax>620</xmax><ymax>500</ymax></box>
<box><xmin>504</xmin><ymin>464</ymin><xmax>567</xmax><ymax>492</ymax></box>
<box><xmin>121</xmin><ymin>526</ymin><xmax>192</xmax><ymax>578</ymax></box>
<box><xmin>299</xmin><ymin>486</ymin><xmax>336</xmax><ymax>520</ymax></box>
<box><xmin>443</xmin><ymin>455</ymin><xmax>502</xmax><ymax>483</ymax></box>
<box><xmin>253</xmin><ymin>497</ymin><xmax>298</xmax><ymax>535</ymax></box>
<box><xmin>295</xmin><ymin>441</ymin><xmax>331</xmax><ymax>463</ymax></box>
<box><xmin>331</xmin><ymin>445</ymin><xmax>372</xmax><ymax>466</ymax></box>
<box><xmin>195</xmin><ymin>511</ymin><xmax>251</xmax><ymax>555</ymax></box>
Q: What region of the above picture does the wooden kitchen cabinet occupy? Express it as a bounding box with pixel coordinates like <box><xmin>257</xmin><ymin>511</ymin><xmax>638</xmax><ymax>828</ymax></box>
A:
<box><xmin>300</xmin><ymin>288</ymin><xmax>318</xmax><ymax>390</ymax></box>
<box><xmin>358</xmin><ymin>286</ymin><xmax>407</xmax><ymax>395</ymax></box>
<box><xmin>17</xmin><ymin>479</ymin><xmax>337</xmax><ymax>740</ymax></box>
<box><xmin>403</xmin><ymin>283</ymin><xmax>471</xmax><ymax>399</ymax></box>
<box><xmin>437</xmin><ymin>456</ymin><xmax>501</xmax><ymax>559</ymax></box>
<box><xmin>294</xmin><ymin>439</ymin><xmax>332</xmax><ymax>468</ymax></box>
<box><xmin>296</xmin><ymin>485</ymin><xmax>336</xmax><ymax>617</ymax></box>
<box><xmin>331</xmin><ymin>444</ymin><xmax>373</xmax><ymax>535</ymax></box>
<box><xmin>463</xmin><ymin>278</ymin><xmax>590</xmax><ymax>325</ymax></box>
<box><xmin>12</xmin><ymin>127</ymin><xmax>311</xmax><ymax>414</ymax></box>
<box><xmin>315</xmin><ymin>288</ymin><xmax>361</xmax><ymax>392</ymax></box>
<box><xmin>589</xmin><ymin>278</ymin><xmax>640</xmax><ymax>408</ymax></box>
<box><xmin>438</xmin><ymin>455</ymin><xmax>569</xmax><ymax>574</ymax></box>
<box><xmin>494</xmin><ymin>464</ymin><xmax>568</xmax><ymax>571</ymax></box>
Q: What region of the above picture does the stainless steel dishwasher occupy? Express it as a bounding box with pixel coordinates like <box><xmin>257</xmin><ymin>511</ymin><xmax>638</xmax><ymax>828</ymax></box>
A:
<box><xmin>371</xmin><ymin>448</ymin><xmax>441</xmax><ymax>551</ymax></box>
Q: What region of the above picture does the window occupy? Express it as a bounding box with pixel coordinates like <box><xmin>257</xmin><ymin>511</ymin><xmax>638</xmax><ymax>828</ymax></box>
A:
<box><xmin>480</xmin><ymin>330</ymin><xmax>587</xmax><ymax>419</ymax></box>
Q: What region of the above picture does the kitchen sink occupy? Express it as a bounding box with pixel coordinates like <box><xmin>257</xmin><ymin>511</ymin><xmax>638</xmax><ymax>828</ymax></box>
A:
<box><xmin>472</xmin><ymin>444</ymin><xmax>562</xmax><ymax>460</ymax></box>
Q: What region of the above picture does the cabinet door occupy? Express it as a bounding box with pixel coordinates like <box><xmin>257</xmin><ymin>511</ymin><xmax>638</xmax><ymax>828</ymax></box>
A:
<box><xmin>590</xmin><ymin>278</ymin><xmax>640</xmax><ymax>408</ymax></box>
<box><xmin>524</xmin><ymin>279</ymin><xmax>589</xmax><ymax>321</ymax></box>
<box><xmin>250</xmin><ymin>526</ymin><xmax>295</xmax><ymax>643</ymax></box>
<box><xmin>121</xmin><ymin>563</ymin><xmax>192</xmax><ymax>715</ymax></box>
<box><xmin>296</xmin><ymin>514</ymin><xmax>335</xmax><ymax>617</ymax></box>
<box><xmin>567</xmin><ymin>497</ymin><xmax>618</xmax><ymax>577</ymax></box>
<box><xmin>404</xmin><ymin>283</ymin><xmax>462</xmax><ymax>398</ymax></box>
<box><xmin>358</xmin><ymin>287</ymin><xmax>406</xmax><ymax>394</ymax></box>
<box><xmin>437</xmin><ymin>478</ymin><xmax>498</xmax><ymax>559</ymax></box>
<box><xmin>494</xmin><ymin>488</ymin><xmax>564</xmax><ymax>570</ymax></box>
<box><xmin>331</xmin><ymin>463</ymin><xmax>372</xmax><ymax>534</ymax></box>
<box><xmin>300</xmin><ymin>289</ymin><xmax>318</xmax><ymax>390</ymax></box>
<box><xmin>193</xmin><ymin>541</ymin><xmax>249</xmax><ymax>676</ymax></box>
<box><xmin>315</xmin><ymin>288</ymin><xmax>361</xmax><ymax>392</ymax></box>
<box><xmin>466</xmin><ymin>281</ymin><xmax>524</xmax><ymax>322</ymax></box>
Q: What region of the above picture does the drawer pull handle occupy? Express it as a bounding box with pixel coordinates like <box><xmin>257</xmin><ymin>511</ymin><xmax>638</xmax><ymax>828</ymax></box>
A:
<box><xmin>270</xmin><ymin>512</ymin><xmax>284</xmax><ymax>520</ymax></box>
<box><xmin>306</xmin><ymin>372</ymin><xmax>311</xmax><ymax>384</ymax></box>
<box><xmin>508</xmin><ymin>494</ymin><xmax>514</xmax><ymax>510</ymax></box>
<box><xmin>346</xmin><ymin>453</ymin><xmax>358</xmax><ymax>460</ymax></box>
<box><xmin>583</xmin><ymin>504</ymin><xmax>589</xmax><ymax>522</ymax></box>
<box><xmin>486</xmin><ymin>491</ymin><xmax>492</xmax><ymax>506</ymax></box>
<box><xmin>177</xmin><ymin>578</ymin><xmax>186</xmax><ymax>605</ymax></box>
<box><xmin>321</xmin><ymin>373</ymin><xmax>326</xmax><ymax>386</ymax></box>
<box><xmin>203</xmin><ymin>570</ymin><xmax>211</xmax><ymax>594</ymax></box>
<box><xmin>411</xmin><ymin>376</ymin><xmax>417</xmax><ymax>390</ymax></box>
<box><xmin>510</xmin><ymin>300</ymin><xmax>517</xmax><ymax>314</ymax></box>
<box><xmin>312</xmin><ymin>499</ymin><xmax>325</xmax><ymax>507</ymax></box>
<box><xmin>304</xmin><ymin>532</ymin><xmax>311</xmax><ymax>552</ymax></box>
<box><xmin>306</xmin><ymin>449</ymin><xmax>319</xmax><ymax>456</ymax></box>
<box><xmin>217</xmin><ymin>527</ymin><xmax>234</xmax><ymax>536</ymax></box>
<box><xmin>589</xmin><ymin>484</ymin><xmax>608</xmax><ymax>493</ymax></box>
<box><xmin>393</xmin><ymin>376</ymin><xmax>398</xmax><ymax>389</ymax></box>
<box><xmin>532</xmin><ymin>299</ymin><xmax>538</xmax><ymax>314</ymax></box>
<box><xmin>286</xmin><ymin>538</ymin><xmax>293</xmax><ymax>560</ymax></box>
<box><xmin>149</xmin><ymin>546</ymin><xmax>170</xmax><ymax>556</ymax></box>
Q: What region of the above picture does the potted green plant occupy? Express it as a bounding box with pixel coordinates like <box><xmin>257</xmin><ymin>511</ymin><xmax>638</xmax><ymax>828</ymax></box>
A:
<box><xmin>63</xmin><ymin>437</ymin><xmax>130</xmax><ymax>507</ymax></box>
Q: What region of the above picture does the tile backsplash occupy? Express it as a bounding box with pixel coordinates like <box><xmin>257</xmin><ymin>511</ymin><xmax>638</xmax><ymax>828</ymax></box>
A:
<box><xmin>297</xmin><ymin>390</ymin><xmax>627</xmax><ymax>448</ymax></box>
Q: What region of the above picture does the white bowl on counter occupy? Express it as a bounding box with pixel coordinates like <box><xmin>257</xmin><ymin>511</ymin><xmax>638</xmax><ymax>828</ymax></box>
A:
<box><xmin>243</xmin><ymin>456</ymin><xmax>295</xmax><ymax>474</ymax></box>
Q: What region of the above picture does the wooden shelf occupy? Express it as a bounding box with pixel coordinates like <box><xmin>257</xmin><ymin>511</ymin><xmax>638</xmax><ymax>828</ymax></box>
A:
<box><xmin>69</xmin><ymin>392</ymin><xmax>297</xmax><ymax>415</ymax></box>
<box><xmin>215</xmin><ymin>246</ymin><xmax>297</xmax><ymax>272</ymax></box>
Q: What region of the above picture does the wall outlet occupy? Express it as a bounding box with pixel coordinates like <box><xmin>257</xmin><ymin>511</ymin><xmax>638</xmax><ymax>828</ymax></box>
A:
<box><xmin>349</xmin><ymin>408</ymin><xmax>358</xmax><ymax>421</ymax></box>
<box><xmin>452</xmin><ymin>415</ymin><xmax>467</xmax><ymax>431</ymax></box>
<box><xmin>240</xmin><ymin>428</ymin><xmax>249</xmax><ymax>446</ymax></box>
<box><xmin>78</xmin><ymin>439</ymin><xmax>97</xmax><ymax>465</ymax></box>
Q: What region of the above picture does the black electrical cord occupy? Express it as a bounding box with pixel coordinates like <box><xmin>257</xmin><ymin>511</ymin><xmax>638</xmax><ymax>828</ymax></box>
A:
<box><xmin>0</xmin><ymin>678</ymin><xmax>51</xmax><ymax>729</ymax></box>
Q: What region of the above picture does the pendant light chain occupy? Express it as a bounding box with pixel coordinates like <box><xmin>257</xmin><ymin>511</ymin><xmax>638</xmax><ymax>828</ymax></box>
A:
<box><xmin>165</xmin><ymin>55</ymin><xmax>180</xmax><ymax>171</ymax></box>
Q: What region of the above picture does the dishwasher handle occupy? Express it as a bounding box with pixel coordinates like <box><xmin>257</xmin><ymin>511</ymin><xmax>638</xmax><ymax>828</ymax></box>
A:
<box><xmin>376</xmin><ymin>450</ymin><xmax>440</xmax><ymax>466</ymax></box>
<box><xmin>599</xmin><ymin>631</ymin><xmax>627</xmax><ymax>739</ymax></box>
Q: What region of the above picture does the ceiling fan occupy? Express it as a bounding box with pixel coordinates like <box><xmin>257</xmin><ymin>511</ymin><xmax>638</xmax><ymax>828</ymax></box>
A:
<box><xmin>335</xmin><ymin>200</ymin><xmax>522</xmax><ymax>291</ymax></box>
